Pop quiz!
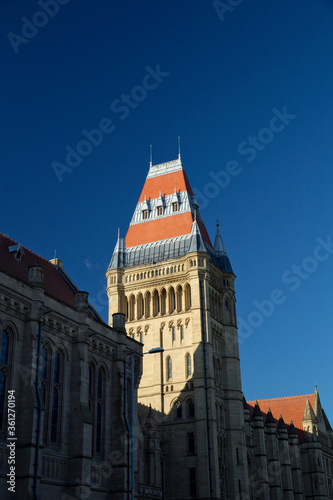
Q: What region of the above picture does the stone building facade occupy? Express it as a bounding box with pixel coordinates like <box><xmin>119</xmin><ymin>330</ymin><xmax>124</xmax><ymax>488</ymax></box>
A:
<box><xmin>0</xmin><ymin>156</ymin><xmax>332</xmax><ymax>499</ymax></box>
<box><xmin>107</xmin><ymin>156</ymin><xmax>333</xmax><ymax>500</ymax></box>
<box><xmin>0</xmin><ymin>235</ymin><xmax>143</xmax><ymax>499</ymax></box>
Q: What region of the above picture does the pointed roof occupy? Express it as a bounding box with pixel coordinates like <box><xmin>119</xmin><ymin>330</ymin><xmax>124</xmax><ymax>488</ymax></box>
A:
<box><xmin>303</xmin><ymin>397</ymin><xmax>317</xmax><ymax>423</ymax></box>
<box><xmin>214</xmin><ymin>219</ymin><xmax>227</xmax><ymax>256</ymax></box>
<box><xmin>108</xmin><ymin>157</ymin><xmax>234</xmax><ymax>273</ymax></box>
<box><xmin>125</xmin><ymin>158</ymin><xmax>212</xmax><ymax>248</ymax></box>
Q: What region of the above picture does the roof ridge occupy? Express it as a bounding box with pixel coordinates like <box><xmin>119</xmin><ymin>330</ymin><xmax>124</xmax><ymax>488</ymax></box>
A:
<box><xmin>1</xmin><ymin>232</ymin><xmax>54</xmax><ymax>266</ymax></box>
<box><xmin>248</xmin><ymin>394</ymin><xmax>314</xmax><ymax>404</ymax></box>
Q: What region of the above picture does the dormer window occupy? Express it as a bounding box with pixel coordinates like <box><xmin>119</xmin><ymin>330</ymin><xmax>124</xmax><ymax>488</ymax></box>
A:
<box><xmin>172</xmin><ymin>202</ymin><xmax>178</xmax><ymax>212</ymax></box>
<box><xmin>142</xmin><ymin>210</ymin><xmax>148</xmax><ymax>220</ymax></box>
<box><xmin>157</xmin><ymin>206</ymin><xmax>163</xmax><ymax>216</ymax></box>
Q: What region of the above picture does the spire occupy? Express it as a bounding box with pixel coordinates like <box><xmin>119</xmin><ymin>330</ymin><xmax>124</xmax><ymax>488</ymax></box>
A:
<box><xmin>314</xmin><ymin>384</ymin><xmax>323</xmax><ymax>420</ymax></box>
<box><xmin>265</xmin><ymin>408</ymin><xmax>276</xmax><ymax>425</ymax></box>
<box><xmin>188</xmin><ymin>219</ymin><xmax>206</xmax><ymax>253</ymax></box>
<box><xmin>253</xmin><ymin>401</ymin><xmax>262</xmax><ymax>418</ymax></box>
<box><xmin>303</xmin><ymin>397</ymin><xmax>317</xmax><ymax>423</ymax></box>
<box><xmin>150</xmin><ymin>144</ymin><xmax>153</xmax><ymax>167</ymax></box>
<box><xmin>178</xmin><ymin>136</ymin><xmax>181</xmax><ymax>159</ymax></box>
<box><xmin>214</xmin><ymin>211</ymin><xmax>227</xmax><ymax>257</ymax></box>
<box><xmin>108</xmin><ymin>231</ymin><xmax>126</xmax><ymax>269</ymax></box>
<box><xmin>277</xmin><ymin>414</ymin><xmax>286</xmax><ymax>430</ymax></box>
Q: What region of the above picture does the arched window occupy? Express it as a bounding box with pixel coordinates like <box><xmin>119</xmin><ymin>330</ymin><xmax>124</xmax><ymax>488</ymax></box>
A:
<box><xmin>175</xmin><ymin>400</ymin><xmax>182</xmax><ymax>419</ymax></box>
<box><xmin>129</xmin><ymin>295</ymin><xmax>135</xmax><ymax>321</ymax></box>
<box><xmin>145</xmin><ymin>292</ymin><xmax>151</xmax><ymax>318</ymax></box>
<box><xmin>169</xmin><ymin>287</ymin><xmax>175</xmax><ymax>314</ymax></box>
<box><xmin>122</xmin><ymin>296</ymin><xmax>128</xmax><ymax>320</ymax></box>
<box><xmin>185</xmin><ymin>353</ymin><xmax>192</xmax><ymax>378</ymax></box>
<box><xmin>166</xmin><ymin>357</ymin><xmax>172</xmax><ymax>381</ymax></box>
<box><xmin>137</xmin><ymin>293</ymin><xmax>144</xmax><ymax>320</ymax></box>
<box><xmin>176</xmin><ymin>285</ymin><xmax>183</xmax><ymax>312</ymax></box>
<box><xmin>0</xmin><ymin>330</ymin><xmax>9</xmax><ymax>430</ymax></box>
<box><xmin>153</xmin><ymin>290</ymin><xmax>160</xmax><ymax>317</ymax></box>
<box><xmin>187</xmin><ymin>399</ymin><xmax>195</xmax><ymax>419</ymax></box>
<box><xmin>161</xmin><ymin>288</ymin><xmax>167</xmax><ymax>316</ymax></box>
<box><xmin>185</xmin><ymin>284</ymin><xmax>191</xmax><ymax>311</ymax></box>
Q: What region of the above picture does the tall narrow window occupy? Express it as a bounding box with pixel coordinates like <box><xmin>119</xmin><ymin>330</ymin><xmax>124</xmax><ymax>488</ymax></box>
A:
<box><xmin>187</xmin><ymin>399</ymin><xmax>195</xmax><ymax>419</ymax></box>
<box><xmin>180</xmin><ymin>325</ymin><xmax>184</xmax><ymax>341</ymax></box>
<box><xmin>176</xmin><ymin>286</ymin><xmax>183</xmax><ymax>312</ymax></box>
<box><xmin>189</xmin><ymin>468</ymin><xmax>197</xmax><ymax>496</ymax></box>
<box><xmin>161</xmin><ymin>288</ymin><xmax>167</xmax><ymax>315</ymax></box>
<box><xmin>137</xmin><ymin>293</ymin><xmax>144</xmax><ymax>320</ymax></box>
<box><xmin>188</xmin><ymin>432</ymin><xmax>195</xmax><ymax>454</ymax></box>
<box><xmin>175</xmin><ymin>400</ymin><xmax>182</xmax><ymax>419</ymax></box>
<box><xmin>169</xmin><ymin>287</ymin><xmax>175</xmax><ymax>313</ymax></box>
<box><xmin>172</xmin><ymin>202</ymin><xmax>178</xmax><ymax>212</ymax></box>
<box><xmin>172</xmin><ymin>326</ymin><xmax>176</xmax><ymax>342</ymax></box>
<box><xmin>186</xmin><ymin>353</ymin><xmax>192</xmax><ymax>378</ymax></box>
<box><xmin>157</xmin><ymin>206</ymin><xmax>163</xmax><ymax>216</ymax></box>
<box><xmin>0</xmin><ymin>330</ymin><xmax>9</xmax><ymax>430</ymax></box>
<box><xmin>166</xmin><ymin>357</ymin><xmax>172</xmax><ymax>381</ymax></box>
<box><xmin>185</xmin><ymin>284</ymin><xmax>191</xmax><ymax>311</ymax></box>
<box><xmin>153</xmin><ymin>290</ymin><xmax>160</xmax><ymax>317</ymax></box>
<box><xmin>145</xmin><ymin>292</ymin><xmax>151</xmax><ymax>318</ymax></box>
<box><xmin>51</xmin><ymin>352</ymin><xmax>61</xmax><ymax>443</ymax></box>
<box><xmin>96</xmin><ymin>369</ymin><xmax>103</xmax><ymax>454</ymax></box>
<box><xmin>142</xmin><ymin>210</ymin><xmax>148</xmax><ymax>220</ymax></box>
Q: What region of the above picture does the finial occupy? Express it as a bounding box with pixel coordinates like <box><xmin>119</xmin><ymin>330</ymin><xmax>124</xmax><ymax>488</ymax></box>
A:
<box><xmin>216</xmin><ymin>207</ymin><xmax>219</xmax><ymax>227</ymax></box>
<box><xmin>54</xmin><ymin>249</ymin><xmax>56</xmax><ymax>259</ymax></box>
<box><xmin>118</xmin><ymin>228</ymin><xmax>120</xmax><ymax>239</ymax></box>
<box><xmin>194</xmin><ymin>207</ymin><xmax>197</xmax><ymax>221</ymax></box>
<box><xmin>150</xmin><ymin>144</ymin><xmax>153</xmax><ymax>167</ymax></box>
<box><xmin>178</xmin><ymin>136</ymin><xmax>181</xmax><ymax>159</ymax></box>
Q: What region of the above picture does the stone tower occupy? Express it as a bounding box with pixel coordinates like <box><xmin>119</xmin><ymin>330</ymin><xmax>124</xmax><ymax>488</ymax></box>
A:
<box><xmin>106</xmin><ymin>156</ymin><xmax>249</xmax><ymax>499</ymax></box>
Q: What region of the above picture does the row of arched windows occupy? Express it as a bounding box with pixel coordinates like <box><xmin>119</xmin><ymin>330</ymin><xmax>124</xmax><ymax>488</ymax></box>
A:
<box><xmin>166</xmin><ymin>353</ymin><xmax>192</xmax><ymax>381</ymax></box>
<box><xmin>124</xmin><ymin>264</ymin><xmax>186</xmax><ymax>283</ymax></box>
<box><xmin>124</xmin><ymin>284</ymin><xmax>191</xmax><ymax>321</ymax></box>
<box><xmin>172</xmin><ymin>398</ymin><xmax>195</xmax><ymax>420</ymax></box>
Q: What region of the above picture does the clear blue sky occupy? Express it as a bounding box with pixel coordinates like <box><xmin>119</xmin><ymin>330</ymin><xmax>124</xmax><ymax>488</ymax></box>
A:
<box><xmin>2</xmin><ymin>1</ymin><xmax>333</xmax><ymax>421</ymax></box>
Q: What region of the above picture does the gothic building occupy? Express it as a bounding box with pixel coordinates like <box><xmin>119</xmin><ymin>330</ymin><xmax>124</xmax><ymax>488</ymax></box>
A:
<box><xmin>0</xmin><ymin>155</ymin><xmax>332</xmax><ymax>500</ymax></box>
<box><xmin>0</xmin><ymin>235</ymin><xmax>143</xmax><ymax>500</ymax></box>
<box><xmin>107</xmin><ymin>155</ymin><xmax>333</xmax><ymax>500</ymax></box>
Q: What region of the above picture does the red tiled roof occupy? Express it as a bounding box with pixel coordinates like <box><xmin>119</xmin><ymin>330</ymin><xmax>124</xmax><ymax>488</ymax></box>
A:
<box><xmin>0</xmin><ymin>233</ymin><xmax>76</xmax><ymax>307</ymax></box>
<box><xmin>138</xmin><ymin>170</ymin><xmax>193</xmax><ymax>202</ymax></box>
<box><xmin>126</xmin><ymin>212</ymin><xmax>212</xmax><ymax>248</ymax></box>
<box><xmin>247</xmin><ymin>394</ymin><xmax>315</xmax><ymax>442</ymax></box>
<box><xmin>127</xmin><ymin>166</ymin><xmax>212</xmax><ymax>248</ymax></box>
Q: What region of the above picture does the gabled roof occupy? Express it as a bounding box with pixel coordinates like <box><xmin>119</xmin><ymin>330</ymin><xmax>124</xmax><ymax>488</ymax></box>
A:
<box><xmin>247</xmin><ymin>394</ymin><xmax>315</xmax><ymax>442</ymax></box>
<box><xmin>0</xmin><ymin>233</ymin><xmax>76</xmax><ymax>307</ymax></box>
<box><xmin>0</xmin><ymin>233</ymin><xmax>102</xmax><ymax>321</ymax></box>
